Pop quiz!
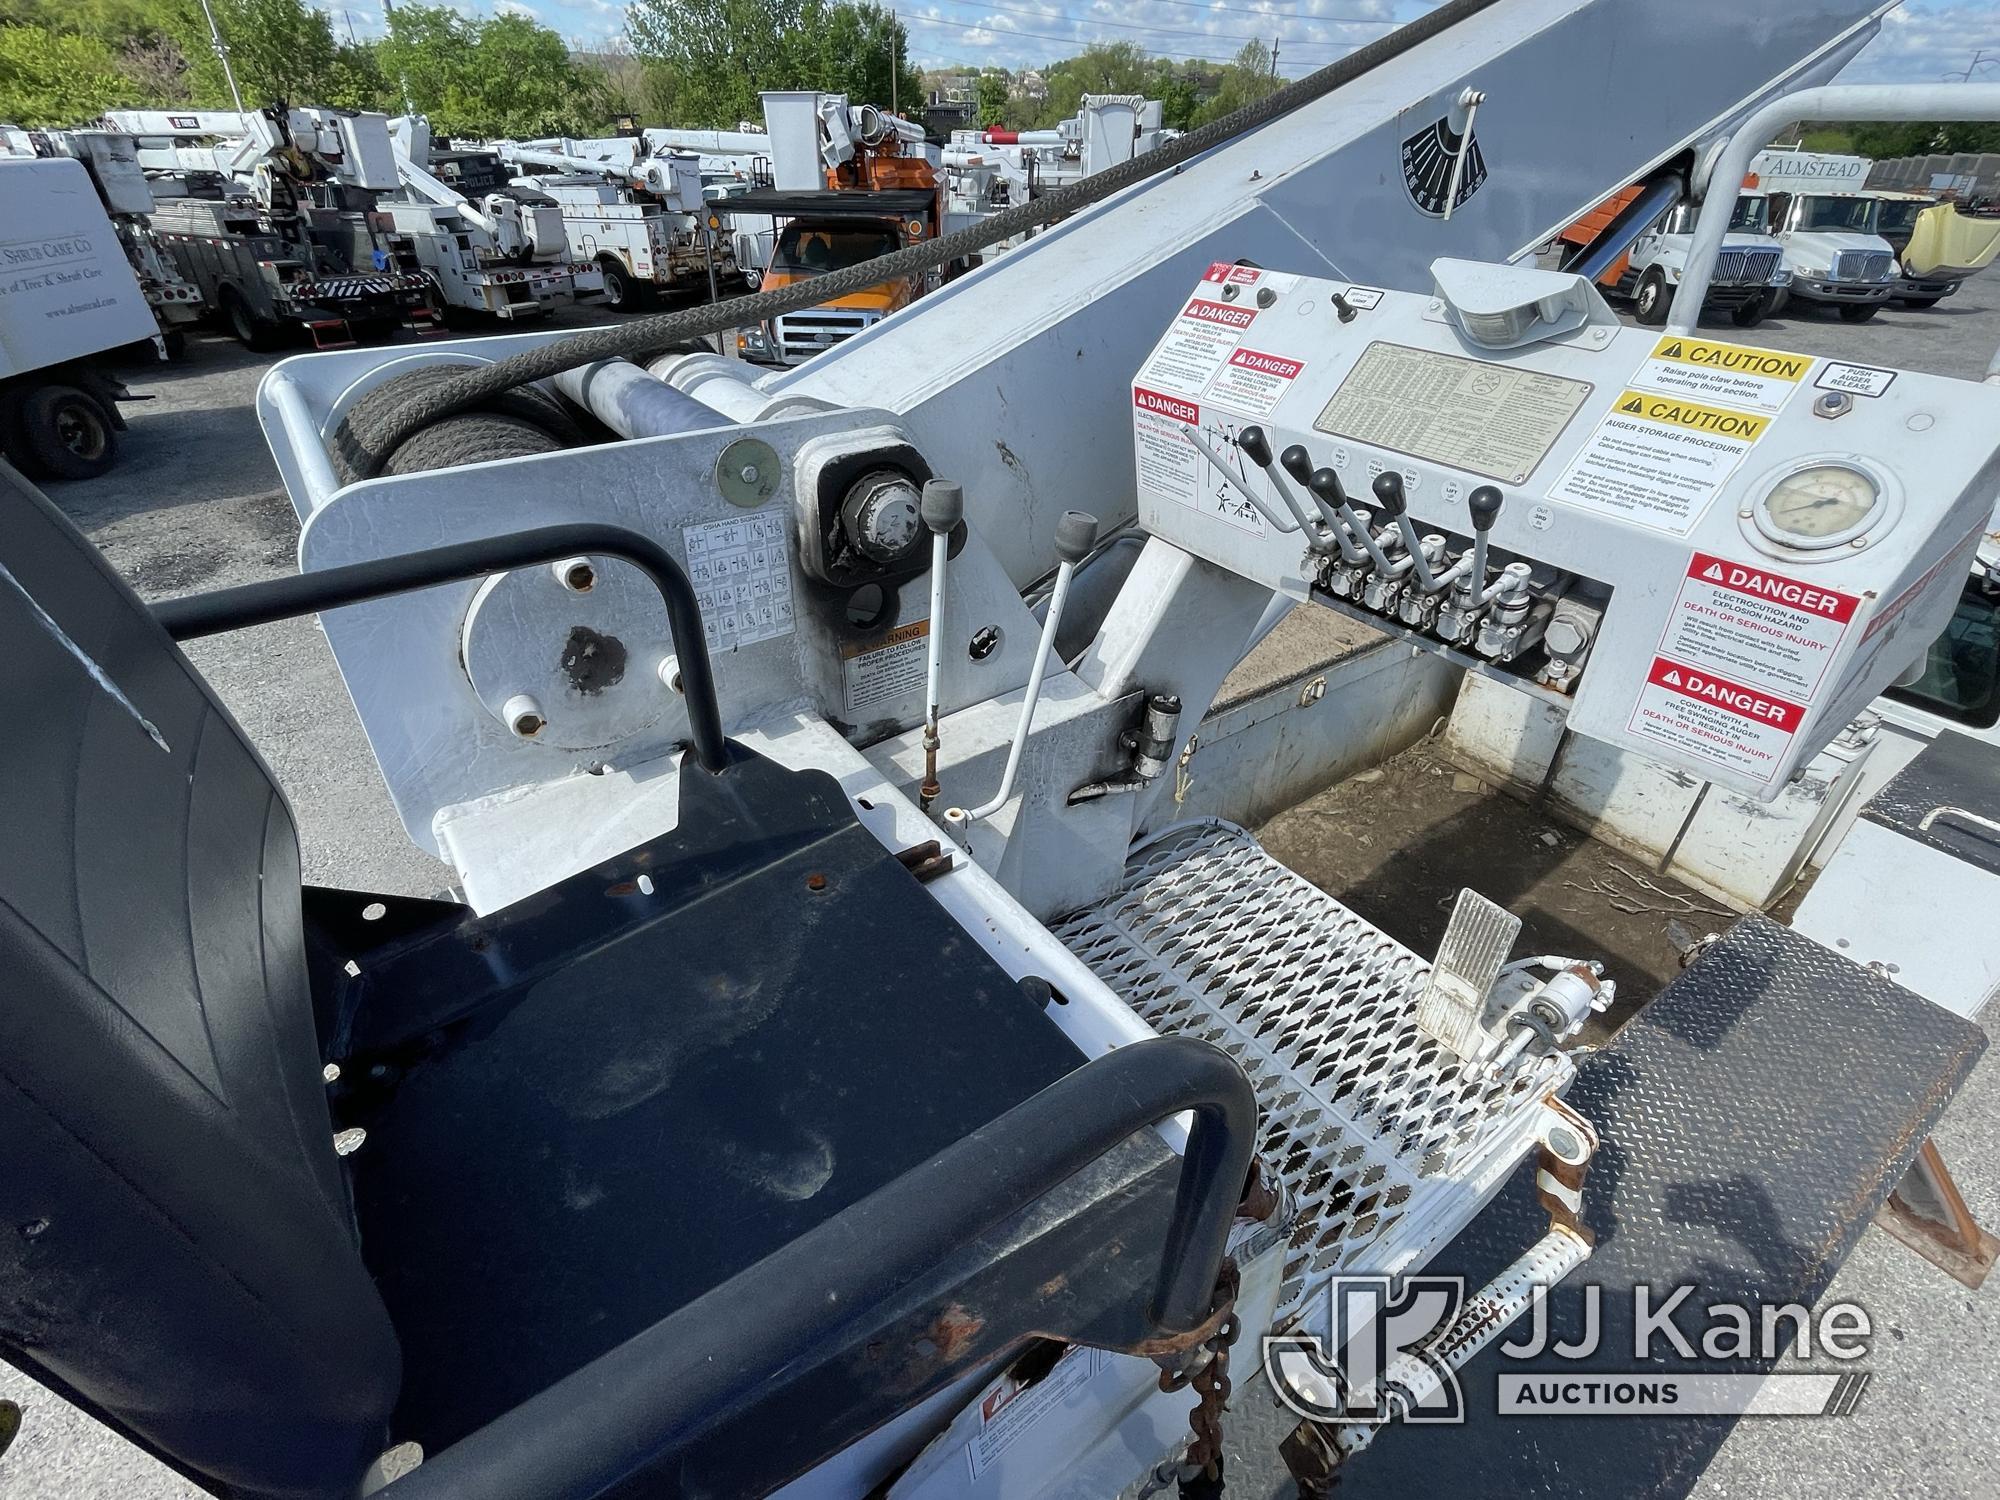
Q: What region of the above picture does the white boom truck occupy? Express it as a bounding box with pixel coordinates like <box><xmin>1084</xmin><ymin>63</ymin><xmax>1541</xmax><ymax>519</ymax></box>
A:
<box><xmin>0</xmin><ymin>155</ymin><xmax>156</xmax><ymax>477</ymax></box>
<box><xmin>1752</xmin><ymin>147</ymin><xmax>1899</xmax><ymax>318</ymax></box>
<box><xmin>498</xmin><ymin>137</ymin><xmax>729</xmax><ymax>311</ymax></box>
<box><xmin>1593</xmin><ymin>191</ymin><xmax>1790</xmax><ymax>326</ymax></box>
<box><xmin>379</xmin><ymin>118</ymin><xmax>589</xmax><ymax>323</ymax></box>
<box><xmin>0</xmin><ymin>125</ymin><xmax>205</xmax><ymax>352</ymax></box>
<box><xmin>13</xmin><ymin>4</ymin><xmax>2000</xmax><ymax>1499</ymax></box>
<box><xmin>105</xmin><ymin>107</ymin><xmax>441</xmax><ymax>348</ymax></box>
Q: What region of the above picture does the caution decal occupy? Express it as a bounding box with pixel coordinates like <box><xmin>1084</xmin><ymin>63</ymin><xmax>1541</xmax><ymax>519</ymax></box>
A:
<box><xmin>1632</xmin><ymin>337</ymin><xmax>1809</xmax><ymax>414</ymax></box>
<box><xmin>1610</xmin><ymin>390</ymin><xmax>1771</xmax><ymax>441</ymax></box>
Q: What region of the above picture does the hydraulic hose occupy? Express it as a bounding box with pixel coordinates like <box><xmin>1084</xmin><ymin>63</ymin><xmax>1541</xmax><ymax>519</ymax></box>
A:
<box><xmin>332</xmin><ymin>0</ymin><xmax>1507</xmax><ymax>481</ymax></box>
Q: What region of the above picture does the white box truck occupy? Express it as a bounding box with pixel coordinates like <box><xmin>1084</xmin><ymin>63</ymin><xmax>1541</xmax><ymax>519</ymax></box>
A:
<box><xmin>0</xmin><ymin>157</ymin><xmax>156</xmax><ymax>479</ymax></box>
<box><xmin>1752</xmin><ymin>149</ymin><xmax>1899</xmax><ymax>320</ymax></box>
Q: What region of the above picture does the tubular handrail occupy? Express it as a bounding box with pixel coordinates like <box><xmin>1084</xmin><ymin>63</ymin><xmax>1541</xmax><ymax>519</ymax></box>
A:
<box><xmin>379</xmin><ymin>1035</ymin><xmax>1257</xmax><ymax>1500</ymax></box>
<box><xmin>150</xmin><ymin>523</ymin><xmax>729</xmax><ymax>773</ymax></box>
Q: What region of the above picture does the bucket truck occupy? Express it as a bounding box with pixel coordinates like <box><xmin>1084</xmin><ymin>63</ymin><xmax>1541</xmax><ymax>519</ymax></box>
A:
<box><xmin>104</xmin><ymin>107</ymin><xmax>441</xmax><ymax>348</ymax></box>
<box><xmin>496</xmin><ymin>136</ymin><xmax>730</xmax><ymax>311</ymax></box>
<box><xmin>1</xmin><ymin>125</ymin><xmax>205</xmax><ymax>352</ymax></box>
<box><xmin>378</xmin><ymin>117</ymin><xmax>592</xmax><ymax>323</ymax></box>
<box><xmin>18</xmin><ymin>5</ymin><xmax>2000</xmax><ymax>1500</ymax></box>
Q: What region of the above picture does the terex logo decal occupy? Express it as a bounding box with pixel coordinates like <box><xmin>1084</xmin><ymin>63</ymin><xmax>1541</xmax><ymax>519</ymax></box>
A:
<box><xmin>1647</xmin><ymin>658</ymin><xmax>1804</xmax><ymax>731</ymax></box>
<box><xmin>1182</xmin><ymin>298</ymin><xmax>1257</xmax><ymax>329</ymax></box>
<box><xmin>1134</xmin><ymin>386</ymin><xmax>1199</xmax><ymax>424</ymax></box>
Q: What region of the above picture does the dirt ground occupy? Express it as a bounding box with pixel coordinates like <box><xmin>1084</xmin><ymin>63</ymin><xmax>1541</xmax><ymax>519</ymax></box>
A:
<box><xmin>1258</xmin><ymin>736</ymin><xmax>1739</xmax><ymax>1044</ymax></box>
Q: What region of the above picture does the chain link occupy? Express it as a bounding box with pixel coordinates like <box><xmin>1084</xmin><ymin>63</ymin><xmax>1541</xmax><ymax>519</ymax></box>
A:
<box><xmin>1138</xmin><ymin>1256</ymin><xmax>1242</xmax><ymax>1497</ymax></box>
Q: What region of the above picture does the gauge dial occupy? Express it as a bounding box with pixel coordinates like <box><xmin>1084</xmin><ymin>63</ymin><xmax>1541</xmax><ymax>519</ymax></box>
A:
<box><xmin>1755</xmin><ymin>463</ymin><xmax>1883</xmax><ymax>546</ymax></box>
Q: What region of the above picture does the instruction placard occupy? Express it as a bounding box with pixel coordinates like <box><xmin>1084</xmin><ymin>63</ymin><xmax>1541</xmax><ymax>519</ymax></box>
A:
<box><xmin>1631</xmin><ymin>336</ymin><xmax>1811</xmax><ymax>414</ymax></box>
<box><xmin>1204</xmin><ymin>346</ymin><xmax>1306</xmax><ymax>417</ymax></box>
<box><xmin>1816</xmin><ymin>361</ymin><xmax>1897</xmax><ymax>400</ymax></box>
<box><xmin>842</xmin><ymin>618</ymin><xmax>928</xmax><ymax>716</ymax></box>
<box><xmin>1628</xmin><ymin>656</ymin><xmax>1804</xmax><ymax>782</ymax></box>
<box><xmin>683</xmin><ymin>506</ymin><xmax>795</xmax><ymax>649</ymax></box>
<box><xmin>1660</xmin><ymin>552</ymin><xmax>1862</xmax><ymax>702</ymax></box>
<box><xmin>1135</xmin><ymin>293</ymin><xmax>1257</xmax><ymax>397</ymax></box>
<box><xmin>965</xmin><ymin>1345</ymin><xmax>1111</xmax><ymax>1479</ymax></box>
<box><xmin>1132</xmin><ymin>386</ymin><xmax>1265</xmax><ymax>535</ymax></box>
<box><xmin>1548</xmin><ymin>389</ymin><xmax>1770</xmax><ymax>535</ymax></box>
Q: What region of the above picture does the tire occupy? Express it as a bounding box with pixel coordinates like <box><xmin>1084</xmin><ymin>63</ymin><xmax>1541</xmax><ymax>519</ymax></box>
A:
<box><xmin>1838</xmin><ymin>303</ymin><xmax>1880</xmax><ymax>323</ymax></box>
<box><xmin>599</xmin><ymin>257</ymin><xmax>650</xmax><ymax>313</ymax></box>
<box><xmin>160</xmin><ymin>327</ymin><xmax>188</xmax><ymax>359</ymax></box>
<box><xmin>20</xmin><ymin>384</ymin><xmax>119</xmax><ymax>480</ymax></box>
<box><xmin>1902</xmin><ymin>295</ymin><xmax>1943</xmax><ymax>309</ymax></box>
<box><xmin>1633</xmin><ymin>268</ymin><xmax>1671</xmax><ymax>326</ymax></box>
<box><xmin>222</xmin><ymin>289</ymin><xmax>284</xmax><ymax>351</ymax></box>
<box><xmin>1729</xmin><ymin>294</ymin><xmax>1768</xmax><ymax>328</ymax></box>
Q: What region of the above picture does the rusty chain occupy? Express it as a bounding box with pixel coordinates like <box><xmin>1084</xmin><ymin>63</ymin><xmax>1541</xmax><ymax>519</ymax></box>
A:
<box><xmin>1139</xmin><ymin>1255</ymin><xmax>1242</xmax><ymax>1497</ymax></box>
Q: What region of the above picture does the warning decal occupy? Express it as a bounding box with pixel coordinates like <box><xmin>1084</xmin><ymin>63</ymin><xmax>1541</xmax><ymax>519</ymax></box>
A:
<box><xmin>842</xmin><ymin>618</ymin><xmax>929</xmax><ymax>716</ymax></box>
<box><xmin>1629</xmin><ymin>656</ymin><xmax>1804</xmax><ymax>782</ymax></box>
<box><xmin>1134</xmin><ymin>295</ymin><xmax>1256</xmax><ymax>397</ymax></box>
<box><xmin>1548</xmin><ymin>388</ymin><xmax>1770</xmax><ymax>535</ymax></box>
<box><xmin>1204</xmin><ymin>346</ymin><xmax>1306</xmax><ymax>417</ymax></box>
<box><xmin>1131</xmin><ymin>387</ymin><xmax>1265</xmax><ymax>535</ymax></box>
<box><xmin>1632</xmin><ymin>336</ymin><xmax>1810</xmax><ymax>414</ymax></box>
<box><xmin>1660</xmin><ymin>552</ymin><xmax>1862</xmax><ymax>702</ymax></box>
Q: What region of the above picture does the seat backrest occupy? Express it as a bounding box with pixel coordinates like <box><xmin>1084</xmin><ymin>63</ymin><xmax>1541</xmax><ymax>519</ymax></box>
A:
<box><xmin>0</xmin><ymin>466</ymin><xmax>399</xmax><ymax>1497</ymax></box>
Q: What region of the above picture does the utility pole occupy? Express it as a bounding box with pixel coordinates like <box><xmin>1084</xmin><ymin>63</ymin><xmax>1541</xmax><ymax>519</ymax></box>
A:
<box><xmin>1270</xmin><ymin>39</ymin><xmax>1280</xmax><ymax>79</ymax></box>
<box><xmin>1944</xmin><ymin>48</ymin><xmax>1996</xmax><ymax>82</ymax></box>
<box><xmin>194</xmin><ymin>0</ymin><xmax>245</xmax><ymax>114</ymax></box>
<box><xmin>892</xmin><ymin>12</ymin><xmax>900</xmax><ymax>117</ymax></box>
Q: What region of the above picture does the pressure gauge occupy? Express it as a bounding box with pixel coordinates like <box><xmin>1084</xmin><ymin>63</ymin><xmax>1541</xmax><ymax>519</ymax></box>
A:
<box><xmin>1746</xmin><ymin>457</ymin><xmax>1899</xmax><ymax>554</ymax></box>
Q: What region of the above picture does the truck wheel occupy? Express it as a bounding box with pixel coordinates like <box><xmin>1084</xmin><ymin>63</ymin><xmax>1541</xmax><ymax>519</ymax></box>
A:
<box><xmin>1633</xmin><ymin>269</ymin><xmax>1671</xmax><ymax>326</ymax></box>
<box><xmin>222</xmin><ymin>289</ymin><xmax>284</xmax><ymax>351</ymax></box>
<box><xmin>21</xmin><ymin>385</ymin><xmax>119</xmax><ymax>481</ymax></box>
<box><xmin>599</xmin><ymin>258</ymin><xmax>650</xmax><ymax>313</ymax></box>
<box><xmin>1902</xmin><ymin>296</ymin><xmax>1943</xmax><ymax>309</ymax></box>
<box><xmin>1838</xmin><ymin>303</ymin><xmax>1880</xmax><ymax>323</ymax></box>
<box><xmin>1730</xmin><ymin>294</ymin><xmax>1768</xmax><ymax>328</ymax></box>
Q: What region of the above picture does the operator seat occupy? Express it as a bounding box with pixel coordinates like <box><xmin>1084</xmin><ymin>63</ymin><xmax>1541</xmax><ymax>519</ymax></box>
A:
<box><xmin>0</xmin><ymin>464</ymin><xmax>1251</xmax><ymax>1499</ymax></box>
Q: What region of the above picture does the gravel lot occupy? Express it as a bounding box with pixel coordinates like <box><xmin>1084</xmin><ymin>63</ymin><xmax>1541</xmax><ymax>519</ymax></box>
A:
<box><xmin>6</xmin><ymin>284</ymin><xmax>2000</xmax><ymax>1500</ymax></box>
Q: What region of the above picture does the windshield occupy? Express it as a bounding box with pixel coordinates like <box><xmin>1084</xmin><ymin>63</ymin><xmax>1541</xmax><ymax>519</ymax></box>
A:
<box><xmin>1798</xmin><ymin>196</ymin><xmax>1878</xmax><ymax>234</ymax></box>
<box><xmin>1728</xmin><ymin>195</ymin><xmax>1769</xmax><ymax>233</ymax></box>
<box><xmin>771</xmin><ymin>224</ymin><xmax>900</xmax><ymax>276</ymax></box>
<box><xmin>1875</xmin><ymin>198</ymin><xmax>1926</xmax><ymax>235</ymax></box>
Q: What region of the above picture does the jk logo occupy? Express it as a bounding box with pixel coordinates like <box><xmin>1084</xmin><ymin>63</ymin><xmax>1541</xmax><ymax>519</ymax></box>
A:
<box><xmin>1264</xmin><ymin>1276</ymin><xmax>1467</xmax><ymax>1425</ymax></box>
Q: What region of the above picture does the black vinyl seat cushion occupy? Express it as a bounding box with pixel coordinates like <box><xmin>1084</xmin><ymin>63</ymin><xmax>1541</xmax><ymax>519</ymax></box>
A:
<box><xmin>326</xmin><ymin>750</ymin><xmax>1098</xmax><ymax>1456</ymax></box>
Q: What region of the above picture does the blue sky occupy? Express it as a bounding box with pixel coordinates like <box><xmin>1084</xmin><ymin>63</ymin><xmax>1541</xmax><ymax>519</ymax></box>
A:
<box><xmin>317</xmin><ymin>0</ymin><xmax>1996</xmax><ymax>82</ymax></box>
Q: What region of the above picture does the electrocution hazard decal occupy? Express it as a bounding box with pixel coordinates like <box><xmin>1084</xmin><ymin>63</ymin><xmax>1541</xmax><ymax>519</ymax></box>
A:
<box><xmin>1659</xmin><ymin>553</ymin><xmax>1862</xmax><ymax>703</ymax></box>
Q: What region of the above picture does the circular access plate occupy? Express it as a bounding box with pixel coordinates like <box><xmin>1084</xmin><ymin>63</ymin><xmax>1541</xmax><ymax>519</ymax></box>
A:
<box><xmin>716</xmin><ymin>437</ymin><xmax>782</xmax><ymax>508</ymax></box>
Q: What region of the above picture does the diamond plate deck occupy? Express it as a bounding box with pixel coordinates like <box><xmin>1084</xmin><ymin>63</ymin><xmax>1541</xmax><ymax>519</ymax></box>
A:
<box><xmin>1861</xmin><ymin>728</ymin><xmax>2000</xmax><ymax>878</ymax></box>
<box><xmin>1336</xmin><ymin>915</ymin><xmax>1987</xmax><ymax>1500</ymax></box>
<box><xmin>1052</xmin><ymin>821</ymin><xmax>1570</xmax><ymax>1325</ymax></box>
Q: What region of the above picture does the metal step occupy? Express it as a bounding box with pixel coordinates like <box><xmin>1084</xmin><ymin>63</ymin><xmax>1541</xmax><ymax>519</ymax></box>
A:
<box><xmin>1053</xmin><ymin>820</ymin><xmax>1569</xmax><ymax>1328</ymax></box>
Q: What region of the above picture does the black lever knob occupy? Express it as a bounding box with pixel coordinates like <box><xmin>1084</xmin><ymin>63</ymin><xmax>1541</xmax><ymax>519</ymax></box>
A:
<box><xmin>1236</xmin><ymin>425</ymin><xmax>1273</xmax><ymax>468</ymax></box>
<box><xmin>1370</xmin><ymin>470</ymin><xmax>1406</xmax><ymax>518</ymax></box>
<box><xmin>1468</xmin><ymin>485</ymin><xmax>1503</xmax><ymax>532</ymax></box>
<box><xmin>1308</xmin><ymin>467</ymin><xmax>1349</xmax><ymax>509</ymax></box>
<box><xmin>1280</xmin><ymin>445</ymin><xmax>1314</xmax><ymax>485</ymax></box>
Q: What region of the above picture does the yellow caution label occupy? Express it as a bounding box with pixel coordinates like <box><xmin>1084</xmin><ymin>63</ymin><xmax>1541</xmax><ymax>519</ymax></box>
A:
<box><xmin>1611</xmin><ymin>390</ymin><xmax>1770</xmax><ymax>441</ymax></box>
<box><xmin>1648</xmin><ymin>337</ymin><xmax>1811</xmax><ymax>383</ymax></box>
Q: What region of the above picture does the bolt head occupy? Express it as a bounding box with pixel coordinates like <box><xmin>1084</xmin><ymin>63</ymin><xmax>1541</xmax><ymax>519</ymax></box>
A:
<box><xmin>740</xmin><ymin>463</ymin><xmax>761</xmax><ymax>484</ymax></box>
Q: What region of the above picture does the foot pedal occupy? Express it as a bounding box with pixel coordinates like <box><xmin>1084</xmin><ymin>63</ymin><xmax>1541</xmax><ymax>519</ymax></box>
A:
<box><xmin>1415</xmin><ymin>890</ymin><xmax>1520</xmax><ymax>1061</ymax></box>
<box><xmin>1054</xmin><ymin>821</ymin><xmax>1568</xmax><ymax>1330</ymax></box>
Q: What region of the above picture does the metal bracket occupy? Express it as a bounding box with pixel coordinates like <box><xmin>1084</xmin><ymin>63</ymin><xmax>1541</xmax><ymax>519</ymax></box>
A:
<box><xmin>1875</xmin><ymin>1137</ymin><xmax>1999</xmax><ymax>1289</ymax></box>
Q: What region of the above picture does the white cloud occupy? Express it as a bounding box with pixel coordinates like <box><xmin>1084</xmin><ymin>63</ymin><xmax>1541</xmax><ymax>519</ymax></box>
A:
<box><xmin>1839</xmin><ymin>3</ymin><xmax>2000</xmax><ymax>83</ymax></box>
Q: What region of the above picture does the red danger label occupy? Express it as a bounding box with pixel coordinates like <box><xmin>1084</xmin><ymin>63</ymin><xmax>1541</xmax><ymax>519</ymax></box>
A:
<box><xmin>1646</xmin><ymin>658</ymin><xmax>1804</xmax><ymax>732</ymax></box>
<box><xmin>1685</xmin><ymin>553</ymin><xmax>1860</xmax><ymax>622</ymax></box>
<box><xmin>1182</xmin><ymin>298</ymin><xmax>1257</xmax><ymax>329</ymax></box>
<box><xmin>1226</xmin><ymin>347</ymin><xmax>1303</xmax><ymax>379</ymax></box>
<box><xmin>1134</xmin><ymin>386</ymin><xmax>1199</xmax><ymax>423</ymax></box>
<box><xmin>1202</xmin><ymin>263</ymin><xmax>1262</xmax><ymax>284</ymax></box>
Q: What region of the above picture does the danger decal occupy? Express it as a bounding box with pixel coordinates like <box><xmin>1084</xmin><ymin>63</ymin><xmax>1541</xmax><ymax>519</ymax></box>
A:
<box><xmin>1182</xmin><ymin>297</ymin><xmax>1258</xmax><ymax>330</ymax></box>
<box><xmin>1629</xmin><ymin>655</ymin><xmax>1805</xmax><ymax>782</ymax></box>
<box><xmin>1659</xmin><ymin>553</ymin><xmax>1862</xmax><ymax>703</ymax></box>
<box><xmin>1202</xmin><ymin>346</ymin><xmax>1307</xmax><ymax>418</ymax></box>
<box><xmin>1134</xmin><ymin>385</ymin><xmax>1199</xmax><ymax>424</ymax></box>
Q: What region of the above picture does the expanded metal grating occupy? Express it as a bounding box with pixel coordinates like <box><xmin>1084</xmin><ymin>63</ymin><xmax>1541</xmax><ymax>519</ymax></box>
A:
<box><xmin>1052</xmin><ymin>820</ymin><xmax>1570</xmax><ymax>1325</ymax></box>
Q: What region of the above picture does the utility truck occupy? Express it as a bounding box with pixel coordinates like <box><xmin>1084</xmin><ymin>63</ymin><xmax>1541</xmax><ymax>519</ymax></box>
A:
<box><xmin>12</xmin><ymin>7</ymin><xmax>2000</xmax><ymax>1500</ymax></box>
<box><xmin>106</xmin><ymin>107</ymin><xmax>440</xmax><ymax>348</ymax></box>
<box><xmin>0</xmin><ymin>155</ymin><xmax>155</xmax><ymax>478</ymax></box>
<box><xmin>1871</xmin><ymin>189</ymin><xmax>2000</xmax><ymax>305</ymax></box>
<box><xmin>1752</xmin><ymin>147</ymin><xmax>1899</xmax><ymax>318</ymax></box>
<box><xmin>1562</xmin><ymin>186</ymin><xmax>1789</xmax><ymax>326</ymax></box>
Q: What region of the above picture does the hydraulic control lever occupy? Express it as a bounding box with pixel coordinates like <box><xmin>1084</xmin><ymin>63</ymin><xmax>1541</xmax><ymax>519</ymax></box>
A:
<box><xmin>1279</xmin><ymin>446</ymin><xmax>1365</xmax><ymax>564</ymax></box>
<box><xmin>1305</xmin><ymin>465</ymin><xmax>1392</xmax><ymax>572</ymax></box>
<box><xmin>1237</xmin><ymin>427</ymin><xmax>1336</xmax><ymax>552</ymax></box>
<box><xmin>1462</xmin><ymin>485</ymin><xmax>1503</xmax><ymax>606</ymax></box>
<box><xmin>1372</xmin><ymin>471</ymin><xmax>1443</xmax><ymax>592</ymax></box>
<box><xmin>1176</xmin><ymin>424</ymin><xmax>1302</xmax><ymax>537</ymax></box>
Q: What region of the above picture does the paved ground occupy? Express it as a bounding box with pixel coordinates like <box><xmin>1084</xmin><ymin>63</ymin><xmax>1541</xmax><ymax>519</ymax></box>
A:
<box><xmin>6</xmin><ymin>285</ymin><xmax>2000</xmax><ymax>1498</ymax></box>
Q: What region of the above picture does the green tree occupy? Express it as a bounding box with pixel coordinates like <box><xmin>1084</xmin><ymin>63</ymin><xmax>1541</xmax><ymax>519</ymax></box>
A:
<box><xmin>0</xmin><ymin>22</ymin><xmax>137</xmax><ymax>122</ymax></box>
<box><xmin>1192</xmin><ymin>39</ymin><xmax>1277</xmax><ymax>127</ymax></box>
<box><xmin>376</xmin><ymin>4</ymin><xmax>602</xmax><ymax>135</ymax></box>
<box><xmin>164</xmin><ymin>0</ymin><xmax>344</xmax><ymax>107</ymax></box>
<box><xmin>976</xmin><ymin>69</ymin><xmax>1006</xmax><ymax>128</ymax></box>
